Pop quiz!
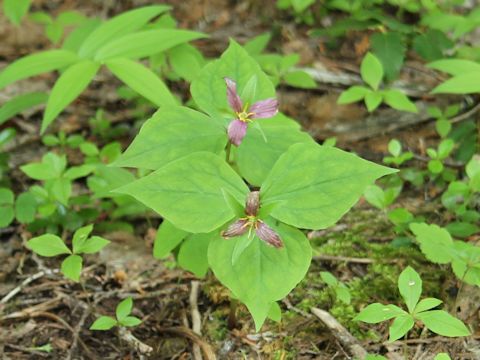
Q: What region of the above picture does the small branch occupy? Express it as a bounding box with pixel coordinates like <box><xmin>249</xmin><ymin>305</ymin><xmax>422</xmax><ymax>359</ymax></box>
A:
<box><xmin>189</xmin><ymin>281</ymin><xmax>203</xmax><ymax>360</ymax></box>
<box><xmin>311</xmin><ymin>307</ymin><xmax>368</xmax><ymax>360</ymax></box>
<box><xmin>118</xmin><ymin>327</ymin><xmax>153</xmax><ymax>356</ymax></box>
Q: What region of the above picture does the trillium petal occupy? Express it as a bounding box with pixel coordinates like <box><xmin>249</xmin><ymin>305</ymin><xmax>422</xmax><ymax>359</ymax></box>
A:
<box><xmin>227</xmin><ymin>119</ymin><xmax>248</xmax><ymax>146</ymax></box>
<box><xmin>249</xmin><ymin>98</ymin><xmax>278</xmax><ymax>119</ymax></box>
<box><xmin>222</xmin><ymin>219</ymin><xmax>249</xmax><ymax>238</ymax></box>
<box><xmin>245</xmin><ymin>191</ymin><xmax>260</xmax><ymax>217</ymax></box>
<box><xmin>224</xmin><ymin>77</ymin><xmax>243</xmax><ymax>113</ymax></box>
<box><xmin>255</xmin><ymin>221</ymin><xmax>283</xmax><ymax>248</ymax></box>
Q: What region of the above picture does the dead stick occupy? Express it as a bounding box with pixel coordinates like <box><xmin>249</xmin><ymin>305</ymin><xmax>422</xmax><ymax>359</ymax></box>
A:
<box><xmin>190</xmin><ymin>281</ymin><xmax>203</xmax><ymax>360</ymax></box>
<box><xmin>0</xmin><ymin>269</ymin><xmax>59</xmax><ymax>304</ymax></box>
<box><xmin>118</xmin><ymin>327</ymin><xmax>153</xmax><ymax>356</ymax></box>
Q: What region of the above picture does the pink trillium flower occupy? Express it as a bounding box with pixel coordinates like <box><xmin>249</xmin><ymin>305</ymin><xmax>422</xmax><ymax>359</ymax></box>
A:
<box><xmin>224</xmin><ymin>78</ymin><xmax>279</xmax><ymax>146</ymax></box>
<box><xmin>221</xmin><ymin>191</ymin><xmax>283</xmax><ymax>248</ymax></box>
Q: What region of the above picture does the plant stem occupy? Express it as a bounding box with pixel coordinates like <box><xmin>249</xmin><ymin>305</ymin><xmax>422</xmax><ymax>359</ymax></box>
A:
<box><xmin>403</xmin><ymin>333</ymin><xmax>408</xmax><ymax>360</ymax></box>
<box><xmin>227</xmin><ymin>298</ymin><xmax>238</xmax><ymax>329</ymax></box>
<box><xmin>225</xmin><ymin>141</ymin><xmax>232</xmax><ymax>164</ymax></box>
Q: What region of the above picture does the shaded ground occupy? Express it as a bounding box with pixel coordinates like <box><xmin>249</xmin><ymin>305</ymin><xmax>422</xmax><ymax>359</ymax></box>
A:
<box><xmin>1</xmin><ymin>1</ymin><xmax>479</xmax><ymax>359</ymax></box>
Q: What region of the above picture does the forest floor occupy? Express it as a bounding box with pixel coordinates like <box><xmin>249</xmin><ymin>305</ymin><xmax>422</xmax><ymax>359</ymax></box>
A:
<box><xmin>0</xmin><ymin>0</ymin><xmax>479</xmax><ymax>359</ymax></box>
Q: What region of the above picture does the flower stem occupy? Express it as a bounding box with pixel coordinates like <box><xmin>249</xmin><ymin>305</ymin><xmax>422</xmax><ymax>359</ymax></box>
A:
<box><xmin>225</xmin><ymin>141</ymin><xmax>232</xmax><ymax>164</ymax></box>
<box><xmin>227</xmin><ymin>298</ymin><xmax>238</xmax><ymax>329</ymax></box>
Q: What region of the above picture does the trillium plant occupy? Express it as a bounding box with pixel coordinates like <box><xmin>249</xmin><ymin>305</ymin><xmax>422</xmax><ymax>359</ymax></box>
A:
<box><xmin>114</xmin><ymin>40</ymin><xmax>396</xmax><ymax>330</ymax></box>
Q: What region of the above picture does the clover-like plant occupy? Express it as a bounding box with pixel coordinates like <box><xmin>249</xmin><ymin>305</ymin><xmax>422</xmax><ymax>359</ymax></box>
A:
<box><xmin>355</xmin><ymin>266</ymin><xmax>470</xmax><ymax>341</ymax></box>
<box><xmin>338</xmin><ymin>52</ymin><xmax>417</xmax><ymax>113</ymax></box>
<box><xmin>320</xmin><ymin>271</ymin><xmax>351</xmax><ymax>305</ymax></box>
<box><xmin>90</xmin><ymin>297</ymin><xmax>142</xmax><ymax>331</ymax></box>
<box><xmin>26</xmin><ymin>224</ymin><xmax>109</xmax><ymax>281</ymax></box>
<box><xmin>113</xmin><ymin>40</ymin><xmax>396</xmax><ymax>330</ymax></box>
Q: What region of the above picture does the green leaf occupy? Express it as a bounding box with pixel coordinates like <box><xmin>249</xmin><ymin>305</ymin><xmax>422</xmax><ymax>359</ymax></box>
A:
<box><xmin>119</xmin><ymin>316</ymin><xmax>142</xmax><ymax>327</ymax></box>
<box><xmin>260</xmin><ymin>142</ymin><xmax>396</xmax><ymax>230</ymax></box>
<box><xmin>61</xmin><ymin>254</ymin><xmax>83</xmax><ymax>282</ymax></box>
<box><xmin>208</xmin><ymin>222</ymin><xmax>312</xmax><ymax>331</ymax></box>
<box><xmin>3</xmin><ymin>0</ymin><xmax>31</xmax><ymax>25</ymax></box>
<box><xmin>283</xmin><ymin>70</ymin><xmax>317</xmax><ymax>89</ymax></box>
<box><xmin>50</xmin><ymin>177</ymin><xmax>72</xmax><ymax>205</ymax></box>
<box><xmin>398</xmin><ymin>266</ymin><xmax>422</xmax><ymax>313</ymax></box>
<box><xmin>434</xmin><ymin>354</ymin><xmax>452</xmax><ymax>360</ymax></box>
<box><xmin>75</xmin><ymin>236</ymin><xmax>110</xmax><ymax>254</ymax></box>
<box><xmin>112</xmin><ymin>106</ymin><xmax>226</xmax><ymax>170</ymax></box>
<box><xmin>337</xmin><ymin>86</ymin><xmax>370</xmax><ymax>104</ymax></box>
<box><xmin>432</xmin><ymin>73</ymin><xmax>480</xmax><ymax>94</ymax></box>
<box><xmin>267</xmin><ymin>302</ymin><xmax>282</xmax><ymax>322</ymax></box>
<box><xmin>153</xmin><ymin>220</ymin><xmax>188</xmax><ymax>259</ymax></box>
<box><xmin>0</xmin><ymin>92</ymin><xmax>48</xmax><ymax>125</ymax></box>
<box><xmin>0</xmin><ymin>188</ymin><xmax>14</xmax><ymax>227</ymax></box>
<box><xmin>371</xmin><ymin>32</ymin><xmax>405</xmax><ymax>82</ymax></box>
<box><xmin>178</xmin><ymin>233</ymin><xmax>211</xmax><ymax>277</ymax></box>
<box><xmin>63</xmin><ymin>165</ymin><xmax>95</xmax><ymax>180</ymax></box>
<box><xmin>235</xmin><ymin>114</ymin><xmax>313</xmax><ymax>186</ymax></box>
<box><xmin>21</xmin><ymin>152</ymin><xmax>66</xmax><ymax>180</ymax></box>
<box><xmin>0</xmin><ymin>50</ymin><xmax>79</xmax><ymax>90</ymax></box>
<box><xmin>365</xmin><ymin>91</ymin><xmax>382</xmax><ymax>112</ymax></box>
<box><xmin>428</xmin><ymin>159</ymin><xmax>443</xmax><ymax>174</ymax></box>
<box><xmin>355</xmin><ymin>303</ymin><xmax>406</xmax><ymax>323</ymax></box>
<box><xmin>191</xmin><ymin>39</ymin><xmax>275</xmax><ymax>119</ymax></box>
<box><xmin>409</xmin><ymin>223</ymin><xmax>454</xmax><ymax>264</ymax></box>
<box><xmin>14</xmin><ymin>192</ymin><xmax>37</xmax><ymax>223</ymax></box>
<box><xmin>417</xmin><ymin>310</ymin><xmax>471</xmax><ymax>337</ymax></box>
<box><xmin>106</xmin><ymin>58</ymin><xmax>176</xmax><ymax>107</ymax></box>
<box><xmin>78</xmin><ymin>5</ymin><xmax>171</xmax><ymax>58</ymax></box>
<box><xmin>114</xmin><ymin>152</ymin><xmax>249</xmax><ymax>233</ymax></box>
<box><xmin>94</xmin><ymin>29</ymin><xmax>206</xmax><ymax>61</ymax></box>
<box><xmin>72</xmin><ymin>224</ymin><xmax>94</xmax><ymax>253</ymax></box>
<box><xmin>320</xmin><ymin>271</ymin><xmax>338</xmax><ymax>287</ymax></box>
<box><xmin>446</xmin><ymin>222</ymin><xmax>480</xmax><ymax>238</ymax></box>
<box><xmin>388</xmin><ymin>139</ymin><xmax>402</xmax><ymax>157</ymax></box>
<box><xmin>116</xmin><ymin>298</ymin><xmax>133</xmax><ymax>321</ymax></box>
<box><xmin>168</xmin><ymin>44</ymin><xmax>205</xmax><ymax>82</ymax></box>
<box><xmin>42</xmin><ymin>60</ymin><xmax>100</xmax><ymax>133</ymax></box>
<box><xmin>361</xmin><ymin>52</ymin><xmax>383</xmax><ymax>90</ymax></box>
<box><xmin>27</xmin><ymin>234</ymin><xmax>71</xmax><ymax>257</ymax></box>
<box><xmin>427</xmin><ymin>59</ymin><xmax>480</xmax><ymax>76</ymax></box>
<box><xmin>244</xmin><ymin>32</ymin><xmax>271</xmax><ymax>55</ymax></box>
<box><xmin>383</xmin><ymin>89</ymin><xmax>417</xmax><ymax>113</ymax></box>
<box><xmin>413</xmin><ymin>30</ymin><xmax>453</xmax><ymax>61</ymax></box>
<box><xmin>335</xmin><ymin>285</ymin><xmax>351</xmax><ymax>304</ymax></box>
<box><xmin>62</xmin><ymin>18</ymin><xmax>101</xmax><ymax>53</ymax></box>
<box><xmin>90</xmin><ymin>316</ymin><xmax>117</xmax><ymax>331</ymax></box>
<box><xmin>389</xmin><ymin>314</ymin><xmax>414</xmax><ymax>342</ymax></box>
<box><xmin>414</xmin><ymin>298</ymin><xmax>443</xmax><ymax>314</ymax></box>
<box><xmin>364</xmin><ymin>185</ymin><xmax>387</xmax><ymax>210</ymax></box>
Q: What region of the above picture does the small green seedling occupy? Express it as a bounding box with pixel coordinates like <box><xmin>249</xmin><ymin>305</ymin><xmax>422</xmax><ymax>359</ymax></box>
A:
<box><xmin>383</xmin><ymin>139</ymin><xmax>413</xmax><ymax>166</ymax></box>
<box><xmin>26</xmin><ymin>224</ymin><xmax>109</xmax><ymax>281</ymax></box>
<box><xmin>426</xmin><ymin>138</ymin><xmax>455</xmax><ymax>175</ymax></box>
<box><xmin>320</xmin><ymin>271</ymin><xmax>351</xmax><ymax>304</ymax></box>
<box><xmin>355</xmin><ymin>266</ymin><xmax>470</xmax><ymax>341</ymax></box>
<box><xmin>90</xmin><ymin>297</ymin><xmax>142</xmax><ymax>330</ymax></box>
<box><xmin>30</xmin><ymin>11</ymin><xmax>86</xmax><ymax>44</ymax></box>
<box><xmin>338</xmin><ymin>52</ymin><xmax>417</xmax><ymax>113</ymax></box>
<box><xmin>428</xmin><ymin>105</ymin><xmax>459</xmax><ymax>139</ymax></box>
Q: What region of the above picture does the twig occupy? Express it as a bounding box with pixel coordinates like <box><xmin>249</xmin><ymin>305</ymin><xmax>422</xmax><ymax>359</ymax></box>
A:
<box><xmin>118</xmin><ymin>327</ymin><xmax>153</xmax><ymax>356</ymax></box>
<box><xmin>312</xmin><ymin>254</ymin><xmax>375</xmax><ymax>264</ymax></box>
<box><xmin>311</xmin><ymin>307</ymin><xmax>368</xmax><ymax>360</ymax></box>
<box><xmin>190</xmin><ymin>281</ymin><xmax>203</xmax><ymax>360</ymax></box>
<box><xmin>0</xmin><ymin>269</ymin><xmax>59</xmax><ymax>305</ymax></box>
<box><xmin>4</xmin><ymin>343</ymin><xmax>49</xmax><ymax>358</ymax></box>
<box><xmin>161</xmin><ymin>326</ymin><xmax>217</xmax><ymax>360</ymax></box>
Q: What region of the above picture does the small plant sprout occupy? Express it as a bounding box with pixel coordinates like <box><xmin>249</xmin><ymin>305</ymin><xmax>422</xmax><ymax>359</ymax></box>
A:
<box><xmin>383</xmin><ymin>139</ymin><xmax>413</xmax><ymax>167</ymax></box>
<box><xmin>320</xmin><ymin>271</ymin><xmax>351</xmax><ymax>305</ymax></box>
<box><xmin>26</xmin><ymin>224</ymin><xmax>109</xmax><ymax>281</ymax></box>
<box><xmin>90</xmin><ymin>297</ymin><xmax>142</xmax><ymax>331</ymax></box>
<box><xmin>355</xmin><ymin>266</ymin><xmax>470</xmax><ymax>341</ymax></box>
<box><xmin>338</xmin><ymin>52</ymin><xmax>417</xmax><ymax>113</ymax></box>
<box><xmin>426</xmin><ymin>138</ymin><xmax>455</xmax><ymax>175</ymax></box>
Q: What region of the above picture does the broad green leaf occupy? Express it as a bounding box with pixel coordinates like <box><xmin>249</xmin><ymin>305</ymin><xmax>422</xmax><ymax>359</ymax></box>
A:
<box><xmin>0</xmin><ymin>92</ymin><xmax>48</xmax><ymax>125</ymax></box>
<box><xmin>383</xmin><ymin>89</ymin><xmax>417</xmax><ymax>113</ymax></box>
<box><xmin>434</xmin><ymin>354</ymin><xmax>452</xmax><ymax>360</ymax></box>
<box><xmin>260</xmin><ymin>142</ymin><xmax>396</xmax><ymax>230</ymax></box>
<box><xmin>62</xmin><ymin>18</ymin><xmax>102</xmax><ymax>53</ymax></box>
<box><xmin>3</xmin><ymin>0</ymin><xmax>31</xmax><ymax>25</ymax></box>
<box><xmin>235</xmin><ymin>114</ymin><xmax>313</xmax><ymax>186</ymax></box>
<box><xmin>388</xmin><ymin>139</ymin><xmax>402</xmax><ymax>157</ymax></box>
<box><xmin>90</xmin><ymin>316</ymin><xmax>117</xmax><ymax>330</ymax></box>
<box><xmin>432</xmin><ymin>73</ymin><xmax>480</xmax><ymax>94</ymax></box>
<box><xmin>61</xmin><ymin>254</ymin><xmax>82</xmax><ymax>282</ymax></box>
<box><xmin>72</xmin><ymin>224</ymin><xmax>94</xmax><ymax>253</ymax></box>
<box><xmin>361</xmin><ymin>52</ymin><xmax>383</xmax><ymax>90</ymax></box>
<box><xmin>446</xmin><ymin>222</ymin><xmax>479</xmax><ymax>238</ymax></box>
<box><xmin>114</xmin><ymin>152</ymin><xmax>249</xmax><ymax>233</ymax></box>
<box><xmin>365</xmin><ymin>91</ymin><xmax>382</xmax><ymax>112</ymax></box>
<box><xmin>78</xmin><ymin>5</ymin><xmax>171</xmax><ymax>58</ymax></box>
<box><xmin>0</xmin><ymin>50</ymin><xmax>79</xmax><ymax>90</ymax></box>
<box><xmin>389</xmin><ymin>314</ymin><xmax>414</xmax><ymax>341</ymax></box>
<box><xmin>428</xmin><ymin>59</ymin><xmax>480</xmax><ymax>76</ymax></box>
<box><xmin>267</xmin><ymin>302</ymin><xmax>282</xmax><ymax>322</ymax></box>
<box><xmin>283</xmin><ymin>70</ymin><xmax>317</xmax><ymax>89</ymax></box>
<box><xmin>15</xmin><ymin>192</ymin><xmax>37</xmax><ymax>223</ymax></box>
<box><xmin>191</xmin><ymin>39</ymin><xmax>275</xmax><ymax>119</ymax></box>
<box><xmin>43</xmin><ymin>60</ymin><xmax>100</xmax><ymax>132</ymax></box>
<box><xmin>64</xmin><ymin>165</ymin><xmax>95</xmax><ymax>180</ymax></box>
<box><xmin>320</xmin><ymin>271</ymin><xmax>338</xmax><ymax>287</ymax></box>
<box><xmin>335</xmin><ymin>285</ymin><xmax>351</xmax><ymax>304</ymax></box>
<box><xmin>119</xmin><ymin>316</ymin><xmax>142</xmax><ymax>327</ymax></box>
<box><xmin>364</xmin><ymin>185</ymin><xmax>387</xmax><ymax>209</ymax></box>
<box><xmin>112</xmin><ymin>106</ymin><xmax>226</xmax><ymax>170</ymax></box>
<box><xmin>153</xmin><ymin>220</ymin><xmax>188</xmax><ymax>259</ymax></box>
<box><xmin>178</xmin><ymin>233</ymin><xmax>211</xmax><ymax>277</ymax></box>
<box><xmin>0</xmin><ymin>188</ymin><xmax>14</xmax><ymax>205</ymax></box>
<box><xmin>87</xmin><ymin>165</ymin><xmax>136</xmax><ymax>199</ymax></box>
<box><xmin>116</xmin><ymin>298</ymin><xmax>133</xmax><ymax>321</ymax></box>
<box><xmin>417</xmin><ymin>310</ymin><xmax>471</xmax><ymax>337</ymax></box>
<box><xmin>21</xmin><ymin>153</ymin><xmax>66</xmax><ymax>180</ymax></box>
<box><xmin>244</xmin><ymin>32</ymin><xmax>271</xmax><ymax>55</ymax></box>
<box><xmin>398</xmin><ymin>266</ymin><xmax>422</xmax><ymax>313</ymax></box>
<box><xmin>414</xmin><ymin>298</ymin><xmax>443</xmax><ymax>314</ymax></box>
<box><xmin>208</xmin><ymin>222</ymin><xmax>311</xmax><ymax>330</ymax></box>
<box><xmin>0</xmin><ymin>188</ymin><xmax>14</xmax><ymax>227</ymax></box>
<box><xmin>355</xmin><ymin>303</ymin><xmax>406</xmax><ymax>323</ymax></box>
<box><xmin>50</xmin><ymin>177</ymin><xmax>72</xmax><ymax>205</ymax></box>
<box><xmin>168</xmin><ymin>44</ymin><xmax>205</xmax><ymax>82</ymax></box>
<box><xmin>75</xmin><ymin>236</ymin><xmax>109</xmax><ymax>254</ymax></box>
<box><xmin>371</xmin><ymin>32</ymin><xmax>405</xmax><ymax>81</ymax></box>
<box><xmin>409</xmin><ymin>223</ymin><xmax>454</xmax><ymax>264</ymax></box>
<box><xmin>413</xmin><ymin>30</ymin><xmax>453</xmax><ymax>61</ymax></box>
<box><xmin>94</xmin><ymin>29</ymin><xmax>206</xmax><ymax>61</ymax></box>
<box><xmin>106</xmin><ymin>58</ymin><xmax>176</xmax><ymax>107</ymax></box>
<box><xmin>337</xmin><ymin>86</ymin><xmax>370</xmax><ymax>104</ymax></box>
<box><xmin>27</xmin><ymin>234</ymin><xmax>71</xmax><ymax>256</ymax></box>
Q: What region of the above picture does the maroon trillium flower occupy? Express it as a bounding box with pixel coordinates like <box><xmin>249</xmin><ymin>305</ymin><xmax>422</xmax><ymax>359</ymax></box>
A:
<box><xmin>224</xmin><ymin>78</ymin><xmax>279</xmax><ymax>146</ymax></box>
<box><xmin>221</xmin><ymin>191</ymin><xmax>283</xmax><ymax>248</ymax></box>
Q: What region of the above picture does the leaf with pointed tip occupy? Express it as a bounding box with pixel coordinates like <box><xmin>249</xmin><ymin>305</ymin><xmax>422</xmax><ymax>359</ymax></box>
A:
<box><xmin>389</xmin><ymin>314</ymin><xmax>414</xmax><ymax>342</ymax></box>
<box><xmin>90</xmin><ymin>316</ymin><xmax>117</xmax><ymax>330</ymax></box>
<box><xmin>178</xmin><ymin>233</ymin><xmax>211</xmax><ymax>277</ymax></box>
<box><xmin>0</xmin><ymin>92</ymin><xmax>48</xmax><ymax>125</ymax></box>
<box><xmin>417</xmin><ymin>310</ymin><xmax>470</xmax><ymax>337</ymax></box>
<box><xmin>116</xmin><ymin>298</ymin><xmax>133</xmax><ymax>321</ymax></box>
<box><xmin>27</xmin><ymin>234</ymin><xmax>71</xmax><ymax>257</ymax></box>
<box><xmin>61</xmin><ymin>254</ymin><xmax>83</xmax><ymax>282</ymax></box>
<box><xmin>153</xmin><ymin>220</ymin><xmax>188</xmax><ymax>259</ymax></box>
<box><xmin>398</xmin><ymin>266</ymin><xmax>422</xmax><ymax>313</ymax></box>
<box><xmin>355</xmin><ymin>303</ymin><xmax>406</xmax><ymax>323</ymax></box>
